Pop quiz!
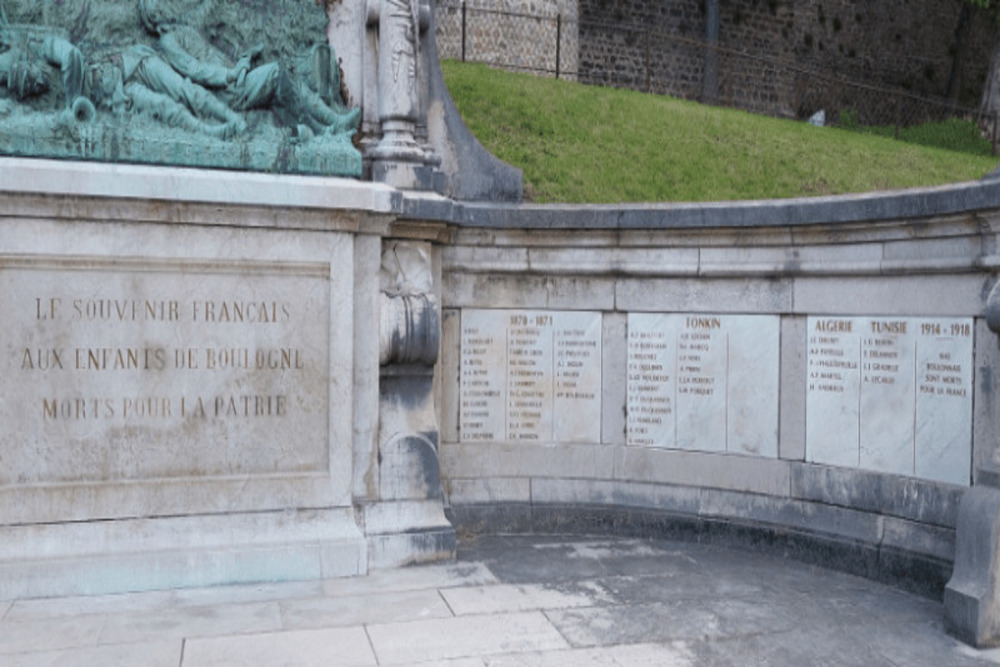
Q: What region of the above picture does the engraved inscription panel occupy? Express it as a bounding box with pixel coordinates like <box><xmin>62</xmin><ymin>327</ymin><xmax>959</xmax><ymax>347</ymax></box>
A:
<box><xmin>805</xmin><ymin>318</ymin><xmax>863</xmax><ymax>468</ymax></box>
<box><xmin>806</xmin><ymin>316</ymin><xmax>973</xmax><ymax>485</ymax></box>
<box><xmin>460</xmin><ymin>310</ymin><xmax>602</xmax><ymax>443</ymax></box>
<box><xmin>627</xmin><ymin>314</ymin><xmax>780</xmax><ymax>457</ymax></box>
<box><xmin>1</xmin><ymin>262</ymin><xmax>331</xmax><ymax>485</ymax></box>
<box><xmin>626</xmin><ymin>314</ymin><xmax>675</xmax><ymax>448</ymax></box>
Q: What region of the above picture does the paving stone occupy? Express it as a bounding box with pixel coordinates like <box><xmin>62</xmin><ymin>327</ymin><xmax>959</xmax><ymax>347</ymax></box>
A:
<box><xmin>2</xmin><ymin>639</ymin><xmax>181</xmax><ymax>667</ymax></box>
<box><xmin>182</xmin><ymin>627</ymin><xmax>375</xmax><ymax>667</ymax></box>
<box><xmin>173</xmin><ymin>580</ymin><xmax>326</xmax><ymax>608</ymax></box>
<box><xmin>441</xmin><ymin>582</ymin><xmax>607</xmax><ymax>616</ymax></box>
<box><xmin>367</xmin><ymin>612</ymin><xmax>569</xmax><ymax>664</ymax></box>
<box><xmin>321</xmin><ymin>562</ymin><xmax>497</xmax><ymax>597</ymax></box>
<box><xmin>0</xmin><ymin>536</ymin><xmax>986</xmax><ymax>666</ymax></box>
<box><xmin>410</xmin><ymin>660</ymin><xmax>485</xmax><ymax>667</ymax></box>
<box><xmin>5</xmin><ymin>589</ymin><xmax>175</xmax><ymax>621</ymax></box>
<box><xmin>546</xmin><ymin>602</ymin><xmax>729</xmax><ymax>647</ymax></box>
<box><xmin>482</xmin><ymin>642</ymin><xmax>695</xmax><ymax>666</ymax></box>
<box><xmin>462</xmin><ymin>537</ymin><xmax>716</xmax><ymax>584</ymax></box>
<box><xmin>0</xmin><ymin>614</ymin><xmax>105</xmax><ymax>654</ymax></box>
<box><xmin>97</xmin><ymin>600</ymin><xmax>282</xmax><ymax>644</ymax></box>
<box><xmin>280</xmin><ymin>588</ymin><xmax>452</xmax><ymax>630</ymax></box>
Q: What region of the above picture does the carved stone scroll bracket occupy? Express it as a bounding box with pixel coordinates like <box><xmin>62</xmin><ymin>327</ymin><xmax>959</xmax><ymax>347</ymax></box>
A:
<box><xmin>367</xmin><ymin>239</ymin><xmax>454</xmax><ymax>568</ymax></box>
<box><xmin>378</xmin><ymin>240</ymin><xmax>439</xmax><ymax>366</ymax></box>
<box><xmin>945</xmin><ymin>280</ymin><xmax>1000</xmax><ymax>647</ymax></box>
<box><xmin>379</xmin><ymin>293</ymin><xmax>439</xmax><ymax>367</ymax></box>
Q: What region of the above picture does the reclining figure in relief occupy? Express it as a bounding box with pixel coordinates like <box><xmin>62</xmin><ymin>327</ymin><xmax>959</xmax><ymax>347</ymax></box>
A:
<box><xmin>138</xmin><ymin>0</ymin><xmax>360</xmax><ymax>139</ymax></box>
<box><xmin>89</xmin><ymin>45</ymin><xmax>247</xmax><ymax>139</ymax></box>
<box><xmin>0</xmin><ymin>0</ymin><xmax>94</xmax><ymax>121</ymax></box>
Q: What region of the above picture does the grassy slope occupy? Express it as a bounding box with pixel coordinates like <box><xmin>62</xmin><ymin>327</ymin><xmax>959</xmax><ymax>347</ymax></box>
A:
<box><xmin>442</xmin><ymin>61</ymin><xmax>1000</xmax><ymax>204</ymax></box>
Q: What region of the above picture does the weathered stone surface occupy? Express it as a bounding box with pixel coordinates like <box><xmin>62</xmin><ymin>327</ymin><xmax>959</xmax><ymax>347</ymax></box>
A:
<box><xmin>945</xmin><ymin>485</ymin><xmax>1000</xmax><ymax>648</ymax></box>
<box><xmin>790</xmin><ymin>463</ymin><xmax>963</xmax><ymax>528</ymax></box>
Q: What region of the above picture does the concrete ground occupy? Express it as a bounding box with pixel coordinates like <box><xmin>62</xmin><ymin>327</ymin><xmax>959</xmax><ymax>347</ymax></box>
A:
<box><xmin>1</xmin><ymin>535</ymin><xmax>999</xmax><ymax>666</ymax></box>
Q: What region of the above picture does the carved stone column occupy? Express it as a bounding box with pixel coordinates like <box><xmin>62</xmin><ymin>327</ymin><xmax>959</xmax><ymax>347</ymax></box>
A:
<box><xmin>365</xmin><ymin>240</ymin><xmax>455</xmax><ymax>567</ymax></box>
<box><xmin>944</xmin><ymin>281</ymin><xmax>1000</xmax><ymax>647</ymax></box>
<box><xmin>366</xmin><ymin>0</ymin><xmax>443</xmax><ymax>191</ymax></box>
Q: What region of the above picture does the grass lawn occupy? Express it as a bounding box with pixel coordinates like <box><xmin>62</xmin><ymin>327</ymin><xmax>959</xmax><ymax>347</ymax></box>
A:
<box><xmin>441</xmin><ymin>61</ymin><xmax>1000</xmax><ymax>204</ymax></box>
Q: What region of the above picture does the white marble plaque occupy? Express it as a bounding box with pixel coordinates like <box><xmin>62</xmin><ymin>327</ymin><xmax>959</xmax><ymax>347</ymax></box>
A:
<box><xmin>626</xmin><ymin>314</ymin><xmax>675</xmax><ymax>448</ymax></box>
<box><xmin>460</xmin><ymin>310</ymin><xmax>602</xmax><ymax>443</ymax></box>
<box><xmin>459</xmin><ymin>311</ymin><xmax>507</xmax><ymax>442</ymax></box>
<box><xmin>553</xmin><ymin>312</ymin><xmax>603</xmax><ymax>442</ymax></box>
<box><xmin>626</xmin><ymin>314</ymin><xmax>779</xmax><ymax>457</ymax></box>
<box><xmin>676</xmin><ymin>316</ymin><xmax>728</xmax><ymax>452</ymax></box>
<box><xmin>725</xmin><ymin>316</ymin><xmax>782</xmax><ymax>457</ymax></box>
<box><xmin>806</xmin><ymin>318</ymin><xmax>863</xmax><ymax>468</ymax></box>
<box><xmin>507</xmin><ymin>312</ymin><xmax>554</xmax><ymax>442</ymax></box>
<box><xmin>806</xmin><ymin>316</ymin><xmax>973</xmax><ymax>485</ymax></box>
<box><xmin>860</xmin><ymin>320</ymin><xmax>916</xmax><ymax>476</ymax></box>
<box><xmin>914</xmin><ymin>319</ymin><xmax>973</xmax><ymax>485</ymax></box>
<box><xmin>1</xmin><ymin>262</ymin><xmax>330</xmax><ymax>485</ymax></box>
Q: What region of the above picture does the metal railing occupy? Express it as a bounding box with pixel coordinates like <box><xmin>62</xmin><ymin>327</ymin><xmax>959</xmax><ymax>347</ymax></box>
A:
<box><xmin>435</xmin><ymin>2</ymin><xmax>576</xmax><ymax>79</ymax></box>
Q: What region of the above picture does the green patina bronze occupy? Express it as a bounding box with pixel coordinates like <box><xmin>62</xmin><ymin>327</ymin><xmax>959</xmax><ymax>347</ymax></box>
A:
<box><xmin>0</xmin><ymin>0</ymin><xmax>361</xmax><ymax>177</ymax></box>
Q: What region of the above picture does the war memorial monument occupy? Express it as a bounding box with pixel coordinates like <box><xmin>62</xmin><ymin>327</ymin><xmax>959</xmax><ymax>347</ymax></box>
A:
<box><xmin>2</xmin><ymin>0</ymin><xmax>1000</xmax><ymax>654</ymax></box>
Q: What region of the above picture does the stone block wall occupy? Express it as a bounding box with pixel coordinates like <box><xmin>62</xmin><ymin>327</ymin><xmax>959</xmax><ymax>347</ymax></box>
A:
<box><xmin>438</xmin><ymin>0</ymin><xmax>996</xmax><ymax>121</ymax></box>
<box><xmin>579</xmin><ymin>0</ymin><xmax>996</xmax><ymax>119</ymax></box>
<box><xmin>412</xmin><ymin>178</ymin><xmax>1000</xmax><ymax>598</ymax></box>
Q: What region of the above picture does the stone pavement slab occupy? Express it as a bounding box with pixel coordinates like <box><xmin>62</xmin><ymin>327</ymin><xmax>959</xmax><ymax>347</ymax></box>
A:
<box><xmin>184</xmin><ymin>627</ymin><xmax>376</xmax><ymax>667</ymax></box>
<box><xmin>440</xmin><ymin>582</ymin><xmax>605</xmax><ymax>616</ymax></box>
<box><xmin>320</xmin><ymin>562</ymin><xmax>498</xmax><ymax>597</ymax></box>
<box><xmin>1</xmin><ymin>535</ymin><xmax>999</xmax><ymax>666</ymax></box>
<box><xmin>366</xmin><ymin>612</ymin><xmax>570</xmax><ymax>664</ymax></box>
<box><xmin>97</xmin><ymin>600</ymin><xmax>284</xmax><ymax>645</ymax></box>
<box><xmin>3</xmin><ymin>639</ymin><xmax>182</xmax><ymax>667</ymax></box>
<box><xmin>279</xmin><ymin>588</ymin><xmax>453</xmax><ymax>630</ymax></box>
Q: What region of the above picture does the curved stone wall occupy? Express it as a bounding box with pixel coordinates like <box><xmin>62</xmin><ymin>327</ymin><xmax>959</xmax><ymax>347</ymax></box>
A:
<box><xmin>412</xmin><ymin>177</ymin><xmax>1000</xmax><ymax>598</ymax></box>
<box><xmin>2</xmin><ymin>154</ymin><xmax>998</xmax><ymax>606</ymax></box>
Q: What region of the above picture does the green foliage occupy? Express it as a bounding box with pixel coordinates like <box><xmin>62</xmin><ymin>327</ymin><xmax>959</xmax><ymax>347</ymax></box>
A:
<box><xmin>442</xmin><ymin>61</ymin><xmax>999</xmax><ymax>204</ymax></box>
<box><xmin>837</xmin><ymin>111</ymin><xmax>995</xmax><ymax>156</ymax></box>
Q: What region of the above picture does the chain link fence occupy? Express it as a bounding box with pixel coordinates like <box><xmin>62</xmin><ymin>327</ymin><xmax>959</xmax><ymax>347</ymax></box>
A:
<box><xmin>435</xmin><ymin>2</ymin><xmax>998</xmax><ymax>154</ymax></box>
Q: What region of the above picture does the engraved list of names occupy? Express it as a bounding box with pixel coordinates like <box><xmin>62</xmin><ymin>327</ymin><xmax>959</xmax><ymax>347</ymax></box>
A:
<box><xmin>806</xmin><ymin>316</ymin><xmax>973</xmax><ymax>485</ymax></box>
<box><xmin>627</xmin><ymin>314</ymin><xmax>780</xmax><ymax>457</ymax></box>
<box><xmin>460</xmin><ymin>310</ymin><xmax>602</xmax><ymax>443</ymax></box>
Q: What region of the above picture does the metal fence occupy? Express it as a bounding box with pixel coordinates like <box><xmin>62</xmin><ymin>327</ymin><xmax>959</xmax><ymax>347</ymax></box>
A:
<box><xmin>435</xmin><ymin>2</ymin><xmax>577</xmax><ymax>80</ymax></box>
<box><xmin>435</xmin><ymin>2</ymin><xmax>998</xmax><ymax>153</ymax></box>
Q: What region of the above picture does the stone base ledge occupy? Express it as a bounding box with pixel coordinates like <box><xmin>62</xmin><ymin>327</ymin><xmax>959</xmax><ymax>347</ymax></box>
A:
<box><xmin>447</xmin><ymin>501</ymin><xmax>953</xmax><ymax>600</ymax></box>
<box><xmin>360</xmin><ymin>500</ymin><xmax>458</xmax><ymax>570</ymax></box>
<box><xmin>0</xmin><ymin>157</ymin><xmax>398</xmax><ymax>214</ymax></box>
<box><xmin>0</xmin><ymin>509</ymin><xmax>368</xmax><ymax>600</ymax></box>
<box><xmin>945</xmin><ymin>485</ymin><xmax>1000</xmax><ymax>647</ymax></box>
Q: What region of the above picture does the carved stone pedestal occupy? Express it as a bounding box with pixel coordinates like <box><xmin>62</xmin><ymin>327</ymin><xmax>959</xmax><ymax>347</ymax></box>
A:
<box><xmin>945</xmin><ymin>483</ymin><xmax>1000</xmax><ymax>647</ymax></box>
<box><xmin>369</xmin><ymin>241</ymin><xmax>456</xmax><ymax>567</ymax></box>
